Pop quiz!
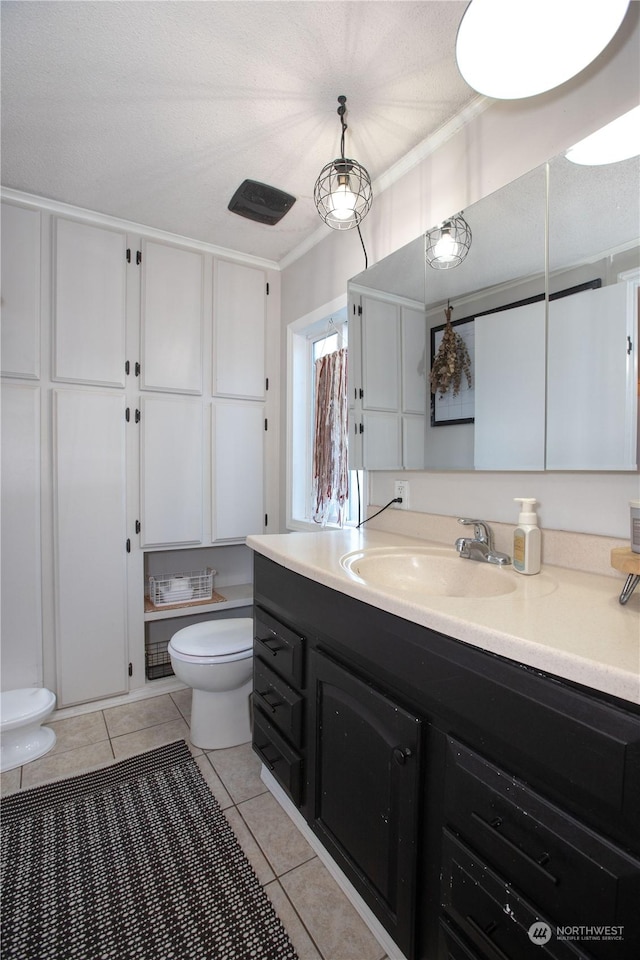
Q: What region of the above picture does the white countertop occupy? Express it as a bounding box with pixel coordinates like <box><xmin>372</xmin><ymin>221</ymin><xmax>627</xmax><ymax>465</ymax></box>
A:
<box><xmin>247</xmin><ymin>528</ymin><xmax>640</xmax><ymax>706</ymax></box>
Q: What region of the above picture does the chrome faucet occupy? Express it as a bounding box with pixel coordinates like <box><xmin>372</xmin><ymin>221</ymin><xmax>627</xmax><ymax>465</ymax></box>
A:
<box><xmin>455</xmin><ymin>518</ymin><xmax>511</xmax><ymax>565</ymax></box>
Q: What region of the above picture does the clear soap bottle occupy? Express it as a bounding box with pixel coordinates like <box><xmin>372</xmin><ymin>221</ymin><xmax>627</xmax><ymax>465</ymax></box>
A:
<box><xmin>513</xmin><ymin>498</ymin><xmax>541</xmax><ymax>575</ymax></box>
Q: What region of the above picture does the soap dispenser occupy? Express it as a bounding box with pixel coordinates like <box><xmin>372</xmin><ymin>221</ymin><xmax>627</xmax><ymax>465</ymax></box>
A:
<box><xmin>513</xmin><ymin>498</ymin><xmax>541</xmax><ymax>575</ymax></box>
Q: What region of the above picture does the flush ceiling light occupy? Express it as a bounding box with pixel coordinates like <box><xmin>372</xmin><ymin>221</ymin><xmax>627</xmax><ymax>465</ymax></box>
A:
<box><xmin>456</xmin><ymin>0</ymin><xmax>630</xmax><ymax>100</ymax></box>
<box><xmin>565</xmin><ymin>104</ymin><xmax>640</xmax><ymax>165</ymax></box>
<box><xmin>314</xmin><ymin>95</ymin><xmax>373</xmax><ymax>231</ymax></box>
<box><xmin>425</xmin><ymin>215</ymin><xmax>472</xmax><ymax>270</ymax></box>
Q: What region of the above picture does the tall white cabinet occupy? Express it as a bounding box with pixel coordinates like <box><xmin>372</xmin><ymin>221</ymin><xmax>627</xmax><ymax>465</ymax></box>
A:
<box><xmin>1</xmin><ymin>195</ymin><xmax>273</xmax><ymax>707</ymax></box>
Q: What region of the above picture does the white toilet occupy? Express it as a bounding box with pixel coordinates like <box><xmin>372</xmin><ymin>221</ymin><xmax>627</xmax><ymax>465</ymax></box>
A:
<box><xmin>0</xmin><ymin>687</ymin><xmax>57</xmax><ymax>772</ymax></box>
<box><xmin>167</xmin><ymin>618</ymin><xmax>253</xmax><ymax>750</ymax></box>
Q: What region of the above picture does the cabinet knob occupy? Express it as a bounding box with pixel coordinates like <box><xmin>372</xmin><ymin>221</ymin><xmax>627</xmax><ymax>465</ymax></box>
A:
<box><xmin>392</xmin><ymin>746</ymin><xmax>412</xmax><ymax>765</ymax></box>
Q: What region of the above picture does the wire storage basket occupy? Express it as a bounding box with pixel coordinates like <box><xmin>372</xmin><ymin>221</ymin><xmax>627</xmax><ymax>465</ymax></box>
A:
<box><xmin>145</xmin><ymin>638</ymin><xmax>174</xmax><ymax>680</ymax></box>
<box><xmin>147</xmin><ymin>568</ymin><xmax>215</xmax><ymax>607</ymax></box>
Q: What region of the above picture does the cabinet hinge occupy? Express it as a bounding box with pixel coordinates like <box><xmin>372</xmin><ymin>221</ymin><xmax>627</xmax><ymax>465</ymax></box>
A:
<box><xmin>266</xmin><ymin>282</ymin><xmax>269</xmax><ymax>295</ymax></box>
<box><xmin>135</xmin><ymin>409</ymin><xmax>141</xmax><ymax>423</ymax></box>
<box><xmin>135</xmin><ymin>520</ymin><xmax>141</xmax><ymax>534</ymax></box>
<box><xmin>136</xmin><ymin>250</ymin><xmax>142</xmax><ymax>266</ymax></box>
<box><xmin>126</xmin><ymin>538</ymin><xmax>131</xmax><ymax>553</ymax></box>
<box><xmin>128</xmin><ymin>662</ymin><xmax>133</xmax><ymax>677</ymax></box>
<box><xmin>264</xmin><ymin>418</ymin><xmax>268</xmax><ymax>431</ymax></box>
<box><xmin>126</xmin><ymin>248</ymin><xmax>131</xmax><ymax>263</ymax></box>
<box><xmin>125</xmin><ymin>407</ymin><xmax>130</xmax><ymax>422</ymax></box>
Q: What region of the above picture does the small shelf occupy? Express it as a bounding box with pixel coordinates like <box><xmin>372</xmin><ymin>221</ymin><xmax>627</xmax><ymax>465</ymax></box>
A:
<box><xmin>143</xmin><ymin>582</ymin><xmax>253</xmax><ymax>621</ymax></box>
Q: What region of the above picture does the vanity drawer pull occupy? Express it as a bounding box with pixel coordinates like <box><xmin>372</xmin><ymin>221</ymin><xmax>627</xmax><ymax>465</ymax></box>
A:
<box><xmin>464</xmin><ymin>916</ymin><xmax>510</xmax><ymax>960</ymax></box>
<box><xmin>471</xmin><ymin>810</ymin><xmax>558</xmax><ymax>884</ymax></box>
<box><xmin>256</xmin><ymin>689</ymin><xmax>283</xmax><ymax>712</ymax></box>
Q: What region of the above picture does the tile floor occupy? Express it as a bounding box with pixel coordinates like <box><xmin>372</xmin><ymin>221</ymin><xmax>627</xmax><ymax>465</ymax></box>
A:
<box><xmin>1</xmin><ymin>691</ymin><xmax>388</xmax><ymax>960</ymax></box>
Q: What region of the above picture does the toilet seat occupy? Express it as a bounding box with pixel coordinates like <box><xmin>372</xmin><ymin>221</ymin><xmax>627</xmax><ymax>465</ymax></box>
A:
<box><xmin>0</xmin><ymin>687</ymin><xmax>57</xmax><ymax>731</ymax></box>
<box><xmin>168</xmin><ymin>618</ymin><xmax>253</xmax><ymax>665</ymax></box>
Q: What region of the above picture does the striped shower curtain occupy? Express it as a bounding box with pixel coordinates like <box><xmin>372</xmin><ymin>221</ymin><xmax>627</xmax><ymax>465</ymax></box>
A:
<box><xmin>312</xmin><ymin>347</ymin><xmax>349</xmax><ymax>525</ymax></box>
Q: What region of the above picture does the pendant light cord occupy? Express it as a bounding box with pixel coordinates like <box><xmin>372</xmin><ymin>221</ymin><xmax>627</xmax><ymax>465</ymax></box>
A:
<box><xmin>357</xmin><ymin>224</ymin><xmax>368</xmax><ymax>269</ymax></box>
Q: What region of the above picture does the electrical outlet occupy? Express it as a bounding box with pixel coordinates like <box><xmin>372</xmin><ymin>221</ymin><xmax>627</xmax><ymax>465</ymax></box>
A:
<box><xmin>394</xmin><ymin>480</ymin><xmax>409</xmax><ymax>509</ymax></box>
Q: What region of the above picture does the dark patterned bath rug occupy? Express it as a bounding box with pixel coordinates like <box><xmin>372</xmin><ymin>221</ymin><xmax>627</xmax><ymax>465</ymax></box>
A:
<box><xmin>1</xmin><ymin>740</ymin><xmax>298</xmax><ymax>960</ymax></box>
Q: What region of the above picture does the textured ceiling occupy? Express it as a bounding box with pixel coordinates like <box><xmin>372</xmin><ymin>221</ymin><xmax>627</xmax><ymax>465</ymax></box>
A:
<box><xmin>0</xmin><ymin>0</ymin><xmax>475</xmax><ymax>264</ymax></box>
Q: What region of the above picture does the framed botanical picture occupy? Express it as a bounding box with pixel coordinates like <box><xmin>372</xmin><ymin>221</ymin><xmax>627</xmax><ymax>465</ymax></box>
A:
<box><xmin>430</xmin><ymin>316</ymin><xmax>475</xmax><ymax>426</ymax></box>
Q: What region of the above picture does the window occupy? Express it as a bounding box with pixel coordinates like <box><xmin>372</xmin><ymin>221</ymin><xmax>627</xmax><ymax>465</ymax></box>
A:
<box><xmin>287</xmin><ymin>299</ymin><xmax>364</xmax><ymax>530</ymax></box>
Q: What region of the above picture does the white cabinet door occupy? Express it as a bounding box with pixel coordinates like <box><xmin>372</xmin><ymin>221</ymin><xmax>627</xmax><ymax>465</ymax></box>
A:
<box><xmin>402</xmin><ymin>305</ymin><xmax>427</xmax><ymax>415</ymax></box>
<box><xmin>362</xmin><ymin>296</ymin><xmax>400</xmax><ymax>412</ymax></box>
<box><xmin>474</xmin><ymin>301</ymin><xmax>546</xmax><ymax>470</ymax></box>
<box><xmin>212</xmin><ymin>400</ymin><xmax>264</xmax><ymax>541</ymax></box>
<box><xmin>53</xmin><ymin>218</ymin><xmax>126</xmax><ymax>387</ymax></box>
<box><xmin>140</xmin><ymin>396</ymin><xmax>204</xmax><ymax>546</ymax></box>
<box><xmin>547</xmin><ymin>282</ymin><xmax>637</xmax><ymax>469</ymax></box>
<box><xmin>53</xmin><ymin>389</ymin><xmax>128</xmax><ymax>705</ymax></box>
<box><xmin>1</xmin><ymin>202</ymin><xmax>41</xmax><ymax>379</ymax></box>
<box><xmin>1</xmin><ymin>383</ymin><xmax>42</xmax><ymax>689</ymax></box>
<box><xmin>363</xmin><ymin>411</ymin><xmax>403</xmax><ymax>470</ymax></box>
<box><xmin>214</xmin><ymin>260</ymin><xmax>266</xmax><ymax>399</ymax></box>
<box><xmin>140</xmin><ymin>240</ymin><xmax>204</xmax><ymax>394</ymax></box>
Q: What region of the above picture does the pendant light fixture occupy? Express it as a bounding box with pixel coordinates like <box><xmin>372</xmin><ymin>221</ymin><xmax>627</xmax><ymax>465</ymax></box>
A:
<box><xmin>425</xmin><ymin>215</ymin><xmax>472</xmax><ymax>270</ymax></box>
<box><xmin>314</xmin><ymin>95</ymin><xmax>373</xmax><ymax>231</ymax></box>
<box><xmin>455</xmin><ymin>0</ymin><xmax>630</xmax><ymax>100</ymax></box>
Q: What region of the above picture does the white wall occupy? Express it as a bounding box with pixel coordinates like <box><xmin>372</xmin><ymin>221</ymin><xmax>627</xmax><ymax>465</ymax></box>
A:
<box><xmin>280</xmin><ymin>3</ymin><xmax>640</xmax><ymax>538</ymax></box>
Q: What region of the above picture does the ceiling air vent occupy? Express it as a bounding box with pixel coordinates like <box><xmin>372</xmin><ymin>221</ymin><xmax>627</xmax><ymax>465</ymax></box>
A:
<box><xmin>228</xmin><ymin>180</ymin><xmax>296</xmax><ymax>225</ymax></box>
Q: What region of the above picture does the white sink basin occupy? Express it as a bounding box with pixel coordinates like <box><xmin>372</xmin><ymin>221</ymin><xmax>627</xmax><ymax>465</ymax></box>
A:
<box><xmin>340</xmin><ymin>546</ymin><xmax>518</xmax><ymax>598</ymax></box>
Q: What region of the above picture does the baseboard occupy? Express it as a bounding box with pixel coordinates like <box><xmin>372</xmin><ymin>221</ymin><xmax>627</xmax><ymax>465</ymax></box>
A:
<box><xmin>52</xmin><ymin>677</ymin><xmax>188</xmax><ymax>721</ymax></box>
<box><xmin>260</xmin><ymin>766</ymin><xmax>408</xmax><ymax>960</ymax></box>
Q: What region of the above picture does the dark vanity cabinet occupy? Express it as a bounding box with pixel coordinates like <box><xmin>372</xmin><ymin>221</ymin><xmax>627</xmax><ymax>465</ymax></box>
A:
<box><xmin>251</xmin><ymin>554</ymin><xmax>640</xmax><ymax>960</ymax></box>
<box><xmin>309</xmin><ymin>649</ymin><xmax>423</xmax><ymax>956</ymax></box>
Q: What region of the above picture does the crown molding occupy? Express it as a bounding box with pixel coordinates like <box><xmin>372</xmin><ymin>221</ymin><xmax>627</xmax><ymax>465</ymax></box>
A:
<box><xmin>0</xmin><ymin>187</ymin><xmax>280</xmax><ymax>271</ymax></box>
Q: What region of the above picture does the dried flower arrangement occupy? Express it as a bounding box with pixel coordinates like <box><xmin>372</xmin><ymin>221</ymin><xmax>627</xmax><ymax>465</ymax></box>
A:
<box><xmin>430</xmin><ymin>303</ymin><xmax>472</xmax><ymax>397</ymax></box>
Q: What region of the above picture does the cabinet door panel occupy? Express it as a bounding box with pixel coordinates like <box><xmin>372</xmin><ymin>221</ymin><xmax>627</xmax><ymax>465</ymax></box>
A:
<box><xmin>214</xmin><ymin>260</ymin><xmax>265</xmax><ymax>399</ymax></box>
<box><xmin>140</xmin><ymin>396</ymin><xmax>204</xmax><ymax>546</ymax></box>
<box><xmin>402</xmin><ymin>305</ymin><xmax>427</xmax><ymax>414</ymax></box>
<box><xmin>140</xmin><ymin>240</ymin><xmax>204</xmax><ymax>394</ymax></box>
<box><xmin>363</xmin><ymin>411</ymin><xmax>402</xmax><ymax>469</ymax></box>
<box><xmin>547</xmin><ymin>282</ymin><xmax>636</xmax><ymax>469</ymax></box>
<box><xmin>309</xmin><ymin>649</ymin><xmax>421</xmax><ymax>958</ymax></box>
<box><xmin>362</xmin><ymin>296</ymin><xmax>400</xmax><ymax>411</ymax></box>
<box><xmin>1</xmin><ymin>384</ymin><xmax>42</xmax><ymax>688</ymax></box>
<box><xmin>474</xmin><ymin>301</ymin><xmax>546</xmax><ymax>470</ymax></box>
<box><xmin>1</xmin><ymin>202</ymin><xmax>41</xmax><ymax>379</ymax></box>
<box><xmin>53</xmin><ymin>218</ymin><xmax>126</xmax><ymax>387</ymax></box>
<box><xmin>212</xmin><ymin>400</ymin><xmax>264</xmax><ymax>541</ymax></box>
<box><xmin>53</xmin><ymin>389</ymin><xmax>128</xmax><ymax>705</ymax></box>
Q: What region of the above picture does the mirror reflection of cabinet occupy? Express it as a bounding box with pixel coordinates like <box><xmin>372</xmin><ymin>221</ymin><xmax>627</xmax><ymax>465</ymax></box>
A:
<box><xmin>547</xmin><ymin>281</ymin><xmax>638</xmax><ymax>470</ymax></box>
<box><xmin>348</xmin><ymin>152</ymin><xmax>639</xmax><ymax>472</ymax></box>
<box><xmin>349</xmin><ymin>291</ymin><xmax>426</xmax><ymax>470</ymax></box>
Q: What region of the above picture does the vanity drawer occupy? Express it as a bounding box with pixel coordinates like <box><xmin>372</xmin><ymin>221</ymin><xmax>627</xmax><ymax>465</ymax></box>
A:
<box><xmin>252</xmin><ymin>705</ymin><xmax>303</xmax><ymax>806</ymax></box>
<box><xmin>444</xmin><ymin>737</ymin><xmax>640</xmax><ymax>935</ymax></box>
<box><xmin>440</xmin><ymin>831</ymin><xmax>587</xmax><ymax>960</ymax></box>
<box><xmin>253</xmin><ymin>656</ymin><xmax>304</xmax><ymax>747</ymax></box>
<box><xmin>254</xmin><ymin>606</ymin><xmax>305</xmax><ymax>688</ymax></box>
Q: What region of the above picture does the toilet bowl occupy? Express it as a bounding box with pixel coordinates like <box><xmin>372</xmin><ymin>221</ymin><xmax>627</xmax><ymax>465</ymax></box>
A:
<box><xmin>0</xmin><ymin>687</ymin><xmax>57</xmax><ymax>772</ymax></box>
<box><xmin>168</xmin><ymin>618</ymin><xmax>253</xmax><ymax>750</ymax></box>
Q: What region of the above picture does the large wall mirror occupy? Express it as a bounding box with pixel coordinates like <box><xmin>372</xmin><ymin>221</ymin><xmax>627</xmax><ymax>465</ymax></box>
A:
<box><xmin>348</xmin><ymin>151</ymin><xmax>639</xmax><ymax>472</ymax></box>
